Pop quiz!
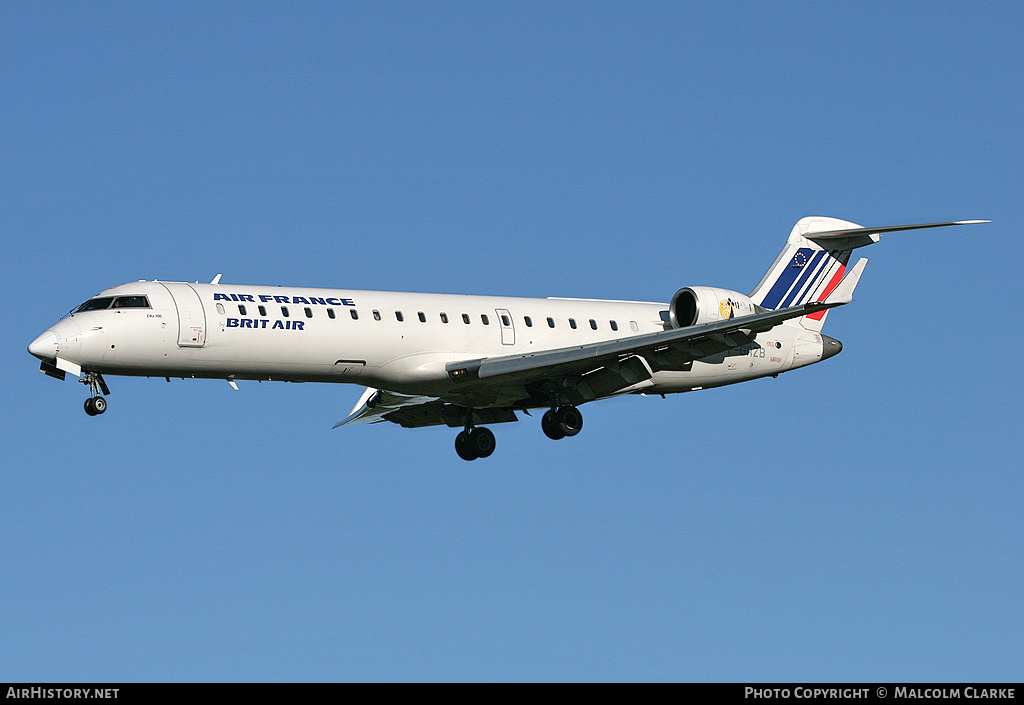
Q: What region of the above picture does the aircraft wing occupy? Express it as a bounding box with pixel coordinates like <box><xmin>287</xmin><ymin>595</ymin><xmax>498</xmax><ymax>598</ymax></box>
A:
<box><xmin>335</xmin><ymin>386</ymin><xmax>518</xmax><ymax>429</ymax></box>
<box><xmin>445</xmin><ymin>260</ymin><xmax>865</xmax><ymax>402</ymax></box>
<box><xmin>339</xmin><ymin>260</ymin><xmax>864</xmax><ymax>425</ymax></box>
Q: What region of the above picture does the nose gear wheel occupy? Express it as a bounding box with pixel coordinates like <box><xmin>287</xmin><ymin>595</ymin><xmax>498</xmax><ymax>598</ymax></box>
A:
<box><xmin>80</xmin><ymin>372</ymin><xmax>110</xmax><ymax>416</ymax></box>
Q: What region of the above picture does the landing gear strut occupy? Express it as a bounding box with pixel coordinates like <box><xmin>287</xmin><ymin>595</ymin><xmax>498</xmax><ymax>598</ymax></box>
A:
<box><xmin>541</xmin><ymin>405</ymin><xmax>583</xmax><ymax>440</ymax></box>
<box><xmin>454</xmin><ymin>409</ymin><xmax>496</xmax><ymax>461</ymax></box>
<box><xmin>80</xmin><ymin>372</ymin><xmax>110</xmax><ymax>416</ymax></box>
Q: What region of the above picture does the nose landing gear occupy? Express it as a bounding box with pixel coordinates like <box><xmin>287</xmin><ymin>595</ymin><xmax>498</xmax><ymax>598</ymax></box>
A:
<box><xmin>80</xmin><ymin>372</ymin><xmax>110</xmax><ymax>416</ymax></box>
<box><xmin>84</xmin><ymin>396</ymin><xmax>107</xmax><ymax>416</ymax></box>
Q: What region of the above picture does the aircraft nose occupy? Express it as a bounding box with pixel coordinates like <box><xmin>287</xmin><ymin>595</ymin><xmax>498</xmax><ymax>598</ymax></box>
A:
<box><xmin>28</xmin><ymin>330</ymin><xmax>58</xmax><ymax>361</ymax></box>
<box><xmin>820</xmin><ymin>334</ymin><xmax>843</xmax><ymax>361</ymax></box>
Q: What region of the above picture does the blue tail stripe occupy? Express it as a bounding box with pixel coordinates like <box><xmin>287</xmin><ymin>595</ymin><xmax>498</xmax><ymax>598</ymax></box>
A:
<box><xmin>794</xmin><ymin>255</ymin><xmax>835</xmax><ymax>307</ymax></box>
<box><xmin>781</xmin><ymin>250</ymin><xmax>829</xmax><ymax>308</ymax></box>
<box><xmin>761</xmin><ymin>248</ymin><xmax>816</xmax><ymax>309</ymax></box>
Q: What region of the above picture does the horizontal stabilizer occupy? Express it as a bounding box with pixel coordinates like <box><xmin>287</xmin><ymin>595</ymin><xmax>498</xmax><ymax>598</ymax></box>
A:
<box><xmin>806</xmin><ymin>219</ymin><xmax>989</xmax><ymax>241</ymax></box>
<box><xmin>803</xmin><ymin>219</ymin><xmax>990</xmax><ymax>252</ymax></box>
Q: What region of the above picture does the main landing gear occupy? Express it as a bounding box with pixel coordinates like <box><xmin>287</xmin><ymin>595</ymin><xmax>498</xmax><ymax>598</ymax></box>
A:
<box><xmin>452</xmin><ymin>404</ymin><xmax>584</xmax><ymax>460</ymax></box>
<box><xmin>454</xmin><ymin>409</ymin><xmax>496</xmax><ymax>461</ymax></box>
<box><xmin>455</xmin><ymin>426</ymin><xmax>496</xmax><ymax>461</ymax></box>
<box><xmin>81</xmin><ymin>371</ymin><xmax>110</xmax><ymax>416</ymax></box>
<box><xmin>541</xmin><ymin>405</ymin><xmax>583</xmax><ymax>440</ymax></box>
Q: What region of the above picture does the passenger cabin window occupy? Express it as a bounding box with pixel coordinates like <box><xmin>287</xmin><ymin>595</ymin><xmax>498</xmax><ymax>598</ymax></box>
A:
<box><xmin>350</xmin><ymin>309</ymin><xmax>358</xmax><ymax>320</ymax></box>
<box><xmin>462</xmin><ymin>314</ymin><xmax>470</xmax><ymax>324</ymax></box>
<box><xmin>238</xmin><ymin>305</ymin><xmax>247</xmax><ymax>316</ymax></box>
<box><xmin>258</xmin><ymin>305</ymin><xmax>267</xmax><ymax>316</ymax></box>
<box><xmin>500</xmin><ymin>314</ymin><xmax>510</xmax><ymax>327</ymax></box>
<box><xmin>327</xmin><ymin>309</ymin><xmax>336</xmax><ymax>319</ymax></box>
<box><xmin>630</xmin><ymin>321</ymin><xmax>639</xmax><ymax>332</ymax></box>
<box><xmin>216</xmin><ymin>303</ymin><xmax>225</xmax><ymax>315</ymax></box>
<box><xmin>281</xmin><ymin>306</ymin><xmax>290</xmax><ymax>317</ymax></box>
<box><xmin>373</xmin><ymin>310</ymin><xmax>381</xmax><ymax>321</ymax></box>
<box><xmin>547</xmin><ymin>317</ymin><xmax>555</xmax><ymax>328</ymax></box>
<box><xmin>417</xmin><ymin>312</ymin><xmax>426</xmax><ymax>323</ymax></box>
<box><xmin>440</xmin><ymin>312</ymin><xmax>449</xmax><ymax>323</ymax></box>
<box><xmin>304</xmin><ymin>307</ymin><xmax>313</xmax><ymax>318</ymax></box>
<box><xmin>75</xmin><ymin>297</ymin><xmax>115</xmax><ymax>312</ymax></box>
<box><xmin>610</xmin><ymin>320</ymin><xmax>618</xmax><ymax>331</ymax></box>
<box><xmin>481</xmin><ymin>314</ymin><xmax>489</xmax><ymax>325</ymax></box>
<box><xmin>524</xmin><ymin>316</ymin><xmax>533</xmax><ymax>327</ymax></box>
<box><xmin>395</xmin><ymin>311</ymin><xmax>404</xmax><ymax>322</ymax></box>
<box><xmin>569</xmin><ymin>318</ymin><xmax>577</xmax><ymax>329</ymax></box>
<box><xmin>589</xmin><ymin>319</ymin><xmax>598</xmax><ymax>330</ymax></box>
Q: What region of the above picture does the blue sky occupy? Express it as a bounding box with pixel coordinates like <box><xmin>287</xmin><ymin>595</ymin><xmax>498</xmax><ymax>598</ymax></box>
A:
<box><xmin>2</xmin><ymin>1</ymin><xmax>1021</xmax><ymax>682</ymax></box>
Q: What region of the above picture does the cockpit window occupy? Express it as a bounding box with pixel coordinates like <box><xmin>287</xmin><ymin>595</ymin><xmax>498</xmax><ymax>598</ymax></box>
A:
<box><xmin>75</xmin><ymin>297</ymin><xmax>114</xmax><ymax>312</ymax></box>
<box><xmin>112</xmin><ymin>295</ymin><xmax>150</xmax><ymax>309</ymax></box>
<box><xmin>74</xmin><ymin>295</ymin><xmax>150</xmax><ymax>314</ymax></box>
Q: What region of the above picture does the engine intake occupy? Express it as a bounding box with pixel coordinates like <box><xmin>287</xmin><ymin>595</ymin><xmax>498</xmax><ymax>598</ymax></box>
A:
<box><xmin>669</xmin><ymin>287</ymin><xmax>756</xmax><ymax>328</ymax></box>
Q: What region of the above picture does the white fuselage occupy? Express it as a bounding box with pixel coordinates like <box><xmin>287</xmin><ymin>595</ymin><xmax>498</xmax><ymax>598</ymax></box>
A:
<box><xmin>31</xmin><ymin>280</ymin><xmax>827</xmax><ymax>405</ymax></box>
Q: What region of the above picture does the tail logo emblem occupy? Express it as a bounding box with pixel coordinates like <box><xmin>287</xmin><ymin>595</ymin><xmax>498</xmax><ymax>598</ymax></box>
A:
<box><xmin>792</xmin><ymin>252</ymin><xmax>808</xmax><ymax>268</ymax></box>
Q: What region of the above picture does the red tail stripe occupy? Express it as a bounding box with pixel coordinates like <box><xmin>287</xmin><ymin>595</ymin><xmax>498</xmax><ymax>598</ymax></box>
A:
<box><xmin>806</xmin><ymin>253</ymin><xmax>850</xmax><ymax>321</ymax></box>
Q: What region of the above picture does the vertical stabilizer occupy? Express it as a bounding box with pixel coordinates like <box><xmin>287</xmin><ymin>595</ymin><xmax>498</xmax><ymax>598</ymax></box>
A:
<box><xmin>748</xmin><ymin>217</ymin><xmax>864</xmax><ymax>331</ymax></box>
<box><xmin>749</xmin><ymin>216</ymin><xmax>987</xmax><ymax>330</ymax></box>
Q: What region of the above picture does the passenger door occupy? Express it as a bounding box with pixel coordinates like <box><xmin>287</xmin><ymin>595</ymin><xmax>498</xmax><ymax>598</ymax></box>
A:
<box><xmin>160</xmin><ymin>283</ymin><xmax>207</xmax><ymax>347</ymax></box>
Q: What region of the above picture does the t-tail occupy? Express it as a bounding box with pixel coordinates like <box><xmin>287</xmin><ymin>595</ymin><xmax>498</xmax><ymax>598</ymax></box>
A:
<box><xmin>749</xmin><ymin>216</ymin><xmax>989</xmax><ymax>332</ymax></box>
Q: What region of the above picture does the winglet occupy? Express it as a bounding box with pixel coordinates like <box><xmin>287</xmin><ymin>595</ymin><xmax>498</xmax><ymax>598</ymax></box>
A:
<box><xmin>822</xmin><ymin>257</ymin><xmax>867</xmax><ymax>306</ymax></box>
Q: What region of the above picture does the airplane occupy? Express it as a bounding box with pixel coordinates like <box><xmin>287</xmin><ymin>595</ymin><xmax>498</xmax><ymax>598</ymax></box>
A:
<box><xmin>28</xmin><ymin>216</ymin><xmax>986</xmax><ymax>460</ymax></box>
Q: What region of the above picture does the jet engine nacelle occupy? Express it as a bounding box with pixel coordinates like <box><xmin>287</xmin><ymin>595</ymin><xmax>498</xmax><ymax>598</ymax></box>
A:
<box><xmin>669</xmin><ymin>287</ymin><xmax>757</xmax><ymax>328</ymax></box>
